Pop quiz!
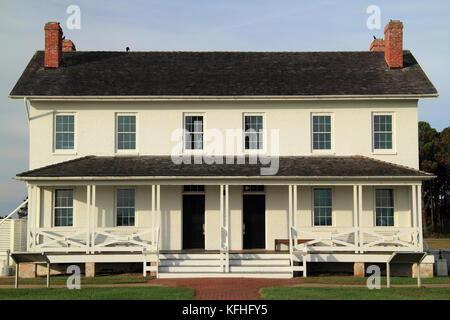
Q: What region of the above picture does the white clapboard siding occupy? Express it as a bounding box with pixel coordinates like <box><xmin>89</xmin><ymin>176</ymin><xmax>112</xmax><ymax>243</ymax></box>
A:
<box><xmin>0</xmin><ymin>219</ymin><xmax>27</xmax><ymax>266</ymax></box>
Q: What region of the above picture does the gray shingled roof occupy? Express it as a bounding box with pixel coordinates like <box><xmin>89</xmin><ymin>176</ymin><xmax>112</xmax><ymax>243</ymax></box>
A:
<box><xmin>16</xmin><ymin>156</ymin><xmax>432</xmax><ymax>179</ymax></box>
<box><xmin>10</xmin><ymin>51</ymin><xmax>437</xmax><ymax>97</ymax></box>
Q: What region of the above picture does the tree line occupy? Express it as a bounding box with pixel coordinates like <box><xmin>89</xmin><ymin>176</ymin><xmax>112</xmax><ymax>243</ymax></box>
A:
<box><xmin>419</xmin><ymin>121</ymin><xmax>449</xmax><ymax>236</ymax></box>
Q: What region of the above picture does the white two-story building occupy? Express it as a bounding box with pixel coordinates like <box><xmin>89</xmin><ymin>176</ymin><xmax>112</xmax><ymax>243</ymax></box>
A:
<box><xmin>9</xmin><ymin>20</ymin><xmax>437</xmax><ymax>278</ymax></box>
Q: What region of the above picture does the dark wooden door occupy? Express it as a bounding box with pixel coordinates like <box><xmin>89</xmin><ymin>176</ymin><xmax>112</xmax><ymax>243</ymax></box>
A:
<box><xmin>243</xmin><ymin>194</ymin><xmax>266</xmax><ymax>249</ymax></box>
<box><xmin>182</xmin><ymin>195</ymin><xmax>205</xmax><ymax>249</ymax></box>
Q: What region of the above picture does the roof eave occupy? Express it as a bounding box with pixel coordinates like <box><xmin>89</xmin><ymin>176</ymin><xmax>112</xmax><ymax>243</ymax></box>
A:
<box><xmin>8</xmin><ymin>94</ymin><xmax>439</xmax><ymax>101</ymax></box>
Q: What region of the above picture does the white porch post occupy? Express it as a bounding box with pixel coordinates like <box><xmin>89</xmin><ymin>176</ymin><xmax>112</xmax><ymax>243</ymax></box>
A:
<box><xmin>36</xmin><ymin>186</ymin><xmax>41</xmax><ymax>237</ymax></box>
<box><xmin>156</xmin><ymin>185</ymin><xmax>161</xmax><ymax>248</ymax></box>
<box><xmin>417</xmin><ymin>184</ymin><xmax>423</xmax><ymax>251</ymax></box>
<box><xmin>224</xmin><ymin>185</ymin><xmax>230</xmax><ymax>272</ymax></box>
<box><xmin>288</xmin><ymin>185</ymin><xmax>293</xmax><ymax>255</ymax></box>
<box><xmin>358</xmin><ymin>185</ymin><xmax>363</xmax><ymax>253</ymax></box>
<box><xmin>86</xmin><ymin>185</ymin><xmax>91</xmax><ymax>253</ymax></box>
<box><xmin>27</xmin><ymin>185</ymin><xmax>34</xmax><ymax>250</ymax></box>
<box><xmin>411</xmin><ymin>185</ymin><xmax>418</xmax><ymax>248</ymax></box>
<box><xmin>90</xmin><ymin>185</ymin><xmax>96</xmax><ymax>253</ymax></box>
<box><xmin>293</xmin><ymin>185</ymin><xmax>297</xmax><ymax>249</ymax></box>
<box><xmin>151</xmin><ymin>185</ymin><xmax>156</xmax><ymax>245</ymax></box>
<box><xmin>353</xmin><ymin>185</ymin><xmax>359</xmax><ymax>253</ymax></box>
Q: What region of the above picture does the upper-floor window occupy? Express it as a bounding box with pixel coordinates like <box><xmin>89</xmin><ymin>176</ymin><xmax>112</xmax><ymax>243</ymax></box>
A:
<box><xmin>313</xmin><ymin>188</ymin><xmax>332</xmax><ymax>226</ymax></box>
<box><xmin>116</xmin><ymin>189</ymin><xmax>135</xmax><ymax>227</ymax></box>
<box><xmin>55</xmin><ymin>115</ymin><xmax>75</xmax><ymax>150</ymax></box>
<box><xmin>312</xmin><ymin>114</ymin><xmax>332</xmax><ymax>150</ymax></box>
<box><xmin>54</xmin><ymin>189</ymin><xmax>73</xmax><ymax>227</ymax></box>
<box><xmin>375</xmin><ymin>189</ymin><xmax>394</xmax><ymax>226</ymax></box>
<box><xmin>117</xmin><ymin>115</ymin><xmax>136</xmax><ymax>150</ymax></box>
<box><xmin>184</xmin><ymin>115</ymin><xmax>204</xmax><ymax>150</ymax></box>
<box><xmin>373</xmin><ymin>114</ymin><xmax>393</xmax><ymax>150</ymax></box>
<box><xmin>244</xmin><ymin>114</ymin><xmax>263</xmax><ymax>150</ymax></box>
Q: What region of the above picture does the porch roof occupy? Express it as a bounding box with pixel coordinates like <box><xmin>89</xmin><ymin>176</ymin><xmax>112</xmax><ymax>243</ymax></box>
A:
<box><xmin>16</xmin><ymin>155</ymin><xmax>433</xmax><ymax>180</ymax></box>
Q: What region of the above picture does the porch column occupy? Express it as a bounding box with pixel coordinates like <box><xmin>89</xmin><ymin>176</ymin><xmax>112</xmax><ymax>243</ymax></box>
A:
<box><xmin>156</xmin><ymin>185</ymin><xmax>161</xmax><ymax>248</ymax></box>
<box><xmin>417</xmin><ymin>184</ymin><xmax>423</xmax><ymax>251</ymax></box>
<box><xmin>90</xmin><ymin>185</ymin><xmax>97</xmax><ymax>253</ymax></box>
<box><xmin>358</xmin><ymin>185</ymin><xmax>363</xmax><ymax>253</ymax></box>
<box><xmin>353</xmin><ymin>185</ymin><xmax>359</xmax><ymax>253</ymax></box>
<box><xmin>288</xmin><ymin>185</ymin><xmax>293</xmax><ymax>254</ymax></box>
<box><xmin>411</xmin><ymin>185</ymin><xmax>417</xmax><ymax>248</ymax></box>
<box><xmin>224</xmin><ymin>185</ymin><xmax>230</xmax><ymax>272</ymax></box>
<box><xmin>86</xmin><ymin>185</ymin><xmax>91</xmax><ymax>253</ymax></box>
<box><xmin>151</xmin><ymin>185</ymin><xmax>156</xmax><ymax>245</ymax></box>
<box><xmin>35</xmin><ymin>186</ymin><xmax>41</xmax><ymax>240</ymax></box>
<box><xmin>27</xmin><ymin>185</ymin><xmax>34</xmax><ymax>250</ymax></box>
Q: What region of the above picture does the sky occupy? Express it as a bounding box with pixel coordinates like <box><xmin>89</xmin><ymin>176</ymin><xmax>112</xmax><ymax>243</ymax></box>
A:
<box><xmin>0</xmin><ymin>0</ymin><xmax>449</xmax><ymax>215</ymax></box>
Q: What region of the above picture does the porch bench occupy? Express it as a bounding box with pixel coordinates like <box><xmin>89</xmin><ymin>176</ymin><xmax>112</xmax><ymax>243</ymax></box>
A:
<box><xmin>274</xmin><ymin>239</ymin><xmax>315</xmax><ymax>251</ymax></box>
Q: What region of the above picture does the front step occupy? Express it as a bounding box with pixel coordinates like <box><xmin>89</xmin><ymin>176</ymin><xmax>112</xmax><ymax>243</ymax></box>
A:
<box><xmin>158</xmin><ymin>272</ymin><xmax>293</xmax><ymax>279</ymax></box>
<box><xmin>156</xmin><ymin>253</ymin><xmax>302</xmax><ymax>278</ymax></box>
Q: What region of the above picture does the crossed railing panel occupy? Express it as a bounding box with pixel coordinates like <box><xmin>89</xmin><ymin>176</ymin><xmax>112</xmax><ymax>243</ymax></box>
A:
<box><xmin>30</xmin><ymin>227</ymin><xmax>160</xmax><ymax>253</ymax></box>
<box><xmin>290</xmin><ymin>227</ymin><xmax>420</xmax><ymax>253</ymax></box>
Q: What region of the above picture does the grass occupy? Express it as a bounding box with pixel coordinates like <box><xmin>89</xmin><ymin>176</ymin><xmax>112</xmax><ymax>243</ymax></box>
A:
<box><xmin>0</xmin><ymin>273</ymin><xmax>149</xmax><ymax>286</ymax></box>
<box><xmin>424</xmin><ymin>238</ymin><xmax>450</xmax><ymax>250</ymax></box>
<box><xmin>261</xmin><ymin>287</ymin><xmax>450</xmax><ymax>300</ymax></box>
<box><xmin>299</xmin><ymin>276</ymin><xmax>450</xmax><ymax>285</ymax></box>
<box><xmin>0</xmin><ymin>286</ymin><xmax>194</xmax><ymax>300</ymax></box>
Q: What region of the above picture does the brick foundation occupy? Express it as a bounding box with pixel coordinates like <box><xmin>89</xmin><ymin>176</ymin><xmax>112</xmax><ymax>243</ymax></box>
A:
<box><xmin>85</xmin><ymin>262</ymin><xmax>96</xmax><ymax>277</ymax></box>
<box><xmin>353</xmin><ymin>262</ymin><xmax>365</xmax><ymax>277</ymax></box>
<box><xmin>412</xmin><ymin>263</ymin><xmax>433</xmax><ymax>278</ymax></box>
<box><xmin>19</xmin><ymin>263</ymin><xmax>36</xmax><ymax>279</ymax></box>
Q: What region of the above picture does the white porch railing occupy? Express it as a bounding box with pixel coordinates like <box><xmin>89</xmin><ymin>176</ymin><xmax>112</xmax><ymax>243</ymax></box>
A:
<box><xmin>290</xmin><ymin>226</ymin><xmax>421</xmax><ymax>253</ymax></box>
<box><xmin>29</xmin><ymin>227</ymin><xmax>159</xmax><ymax>254</ymax></box>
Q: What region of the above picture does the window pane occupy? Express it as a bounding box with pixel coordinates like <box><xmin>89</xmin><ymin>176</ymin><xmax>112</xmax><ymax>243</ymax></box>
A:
<box><xmin>117</xmin><ymin>116</ymin><xmax>136</xmax><ymax>150</ymax></box>
<box><xmin>313</xmin><ymin>189</ymin><xmax>332</xmax><ymax>226</ymax></box>
<box><xmin>312</xmin><ymin>116</ymin><xmax>331</xmax><ymax>150</ymax></box>
<box><xmin>373</xmin><ymin>115</ymin><xmax>392</xmax><ymax>150</ymax></box>
<box><xmin>244</xmin><ymin>116</ymin><xmax>263</xmax><ymax>150</ymax></box>
<box><xmin>55</xmin><ymin>115</ymin><xmax>74</xmax><ymax>150</ymax></box>
<box><xmin>54</xmin><ymin>189</ymin><xmax>73</xmax><ymax>227</ymax></box>
<box><xmin>375</xmin><ymin>189</ymin><xmax>394</xmax><ymax>226</ymax></box>
<box><xmin>184</xmin><ymin>116</ymin><xmax>203</xmax><ymax>150</ymax></box>
<box><xmin>117</xmin><ymin>189</ymin><xmax>135</xmax><ymax>227</ymax></box>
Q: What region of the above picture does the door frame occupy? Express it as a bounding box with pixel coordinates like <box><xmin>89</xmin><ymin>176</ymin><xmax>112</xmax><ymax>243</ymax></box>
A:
<box><xmin>242</xmin><ymin>186</ymin><xmax>266</xmax><ymax>250</ymax></box>
<box><xmin>182</xmin><ymin>186</ymin><xmax>206</xmax><ymax>250</ymax></box>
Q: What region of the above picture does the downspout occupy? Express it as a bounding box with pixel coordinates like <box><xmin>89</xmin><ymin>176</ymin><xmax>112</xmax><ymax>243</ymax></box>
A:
<box><xmin>24</xmin><ymin>97</ymin><xmax>30</xmax><ymax>123</ymax></box>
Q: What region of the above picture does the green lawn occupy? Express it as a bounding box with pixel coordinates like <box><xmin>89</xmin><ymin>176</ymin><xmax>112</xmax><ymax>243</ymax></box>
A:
<box><xmin>261</xmin><ymin>287</ymin><xmax>450</xmax><ymax>300</ymax></box>
<box><xmin>298</xmin><ymin>276</ymin><xmax>450</xmax><ymax>285</ymax></box>
<box><xmin>0</xmin><ymin>274</ymin><xmax>149</xmax><ymax>285</ymax></box>
<box><xmin>0</xmin><ymin>286</ymin><xmax>194</xmax><ymax>300</ymax></box>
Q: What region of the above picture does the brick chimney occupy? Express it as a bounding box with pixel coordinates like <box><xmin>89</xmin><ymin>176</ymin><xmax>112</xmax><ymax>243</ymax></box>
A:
<box><xmin>44</xmin><ymin>22</ymin><xmax>63</xmax><ymax>68</ymax></box>
<box><xmin>370</xmin><ymin>38</ymin><xmax>385</xmax><ymax>52</ymax></box>
<box><xmin>384</xmin><ymin>20</ymin><xmax>403</xmax><ymax>68</ymax></box>
<box><xmin>62</xmin><ymin>40</ymin><xmax>76</xmax><ymax>52</ymax></box>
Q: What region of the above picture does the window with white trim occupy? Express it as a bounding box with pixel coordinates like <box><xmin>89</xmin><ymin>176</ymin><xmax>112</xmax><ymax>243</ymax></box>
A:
<box><xmin>184</xmin><ymin>115</ymin><xmax>204</xmax><ymax>150</ymax></box>
<box><xmin>373</xmin><ymin>114</ymin><xmax>393</xmax><ymax>150</ymax></box>
<box><xmin>375</xmin><ymin>189</ymin><xmax>394</xmax><ymax>226</ymax></box>
<box><xmin>312</xmin><ymin>115</ymin><xmax>332</xmax><ymax>150</ymax></box>
<box><xmin>116</xmin><ymin>189</ymin><xmax>135</xmax><ymax>227</ymax></box>
<box><xmin>117</xmin><ymin>115</ymin><xmax>136</xmax><ymax>150</ymax></box>
<box><xmin>244</xmin><ymin>115</ymin><xmax>263</xmax><ymax>150</ymax></box>
<box><xmin>55</xmin><ymin>115</ymin><xmax>75</xmax><ymax>150</ymax></box>
<box><xmin>313</xmin><ymin>188</ymin><xmax>332</xmax><ymax>226</ymax></box>
<box><xmin>54</xmin><ymin>189</ymin><xmax>73</xmax><ymax>227</ymax></box>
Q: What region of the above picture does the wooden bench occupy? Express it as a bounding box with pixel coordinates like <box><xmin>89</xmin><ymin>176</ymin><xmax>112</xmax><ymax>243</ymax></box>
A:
<box><xmin>274</xmin><ymin>239</ymin><xmax>315</xmax><ymax>251</ymax></box>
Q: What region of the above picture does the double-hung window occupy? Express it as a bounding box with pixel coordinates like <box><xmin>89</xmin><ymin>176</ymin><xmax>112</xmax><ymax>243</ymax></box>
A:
<box><xmin>117</xmin><ymin>115</ymin><xmax>136</xmax><ymax>150</ymax></box>
<box><xmin>312</xmin><ymin>115</ymin><xmax>332</xmax><ymax>150</ymax></box>
<box><xmin>375</xmin><ymin>189</ymin><xmax>394</xmax><ymax>226</ymax></box>
<box><xmin>313</xmin><ymin>188</ymin><xmax>332</xmax><ymax>226</ymax></box>
<box><xmin>244</xmin><ymin>115</ymin><xmax>264</xmax><ymax>150</ymax></box>
<box><xmin>55</xmin><ymin>115</ymin><xmax>75</xmax><ymax>150</ymax></box>
<box><xmin>373</xmin><ymin>114</ymin><xmax>393</xmax><ymax>150</ymax></box>
<box><xmin>184</xmin><ymin>115</ymin><xmax>204</xmax><ymax>150</ymax></box>
<box><xmin>54</xmin><ymin>189</ymin><xmax>73</xmax><ymax>227</ymax></box>
<box><xmin>116</xmin><ymin>189</ymin><xmax>135</xmax><ymax>227</ymax></box>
